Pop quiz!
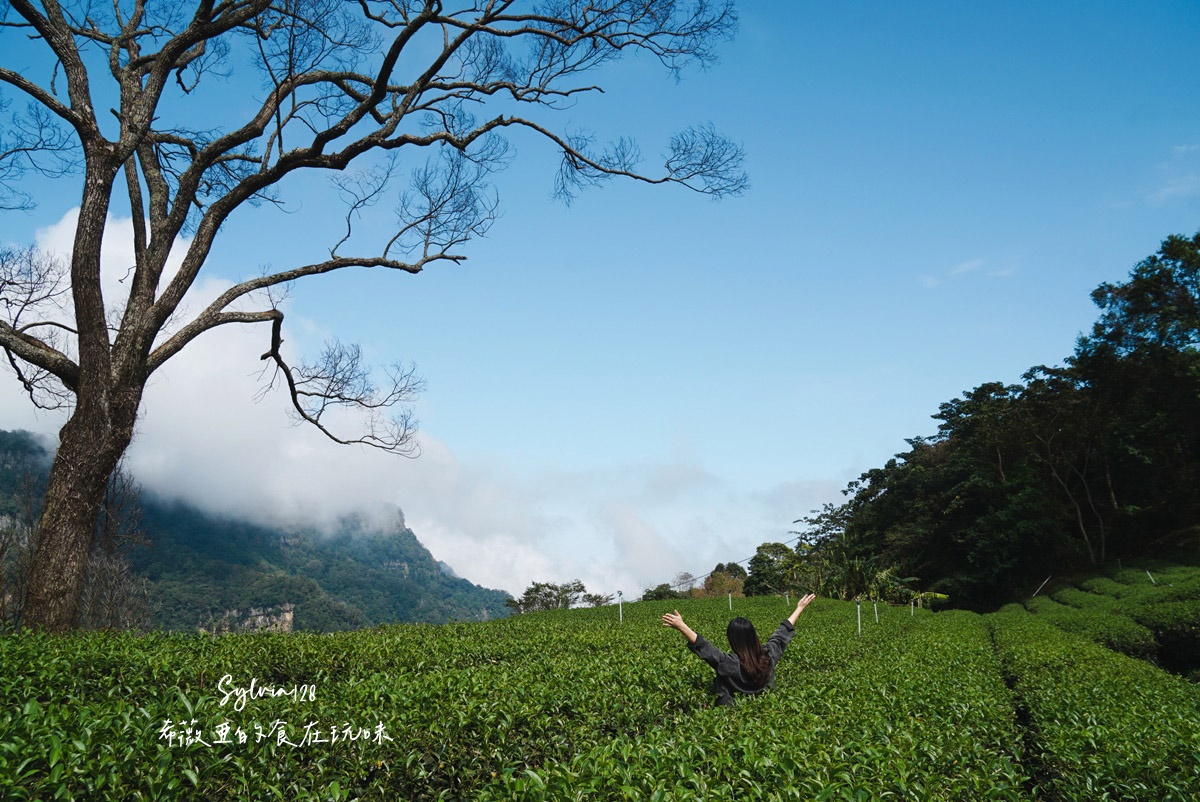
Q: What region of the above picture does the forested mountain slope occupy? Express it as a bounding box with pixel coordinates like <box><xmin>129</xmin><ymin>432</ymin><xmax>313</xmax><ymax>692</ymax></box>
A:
<box><xmin>0</xmin><ymin>429</ymin><xmax>510</xmax><ymax>630</ymax></box>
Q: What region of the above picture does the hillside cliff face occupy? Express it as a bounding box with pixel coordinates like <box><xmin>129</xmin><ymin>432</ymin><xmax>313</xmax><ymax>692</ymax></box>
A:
<box><xmin>200</xmin><ymin>603</ymin><xmax>296</xmax><ymax>634</ymax></box>
<box><xmin>0</xmin><ymin>429</ymin><xmax>512</xmax><ymax>631</ymax></box>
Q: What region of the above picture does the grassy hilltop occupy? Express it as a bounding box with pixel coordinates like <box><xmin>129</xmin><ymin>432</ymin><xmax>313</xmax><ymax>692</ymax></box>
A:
<box><xmin>3</xmin><ymin>564</ymin><xmax>1200</xmax><ymax>801</ymax></box>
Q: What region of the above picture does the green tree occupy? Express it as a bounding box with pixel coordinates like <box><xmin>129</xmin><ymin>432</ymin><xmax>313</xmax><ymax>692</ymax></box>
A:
<box><xmin>1083</xmin><ymin>231</ymin><xmax>1200</xmax><ymax>355</ymax></box>
<box><xmin>1073</xmin><ymin>230</ymin><xmax>1200</xmax><ymax>546</ymax></box>
<box><xmin>743</xmin><ymin>542</ymin><xmax>792</xmax><ymax>596</ymax></box>
<box><xmin>697</xmin><ymin>565</ymin><xmax>744</xmax><ymax>598</ymax></box>
<box><xmin>791</xmin><ymin>500</ymin><xmax>853</xmax><ymax>596</ymax></box>
<box><xmin>641</xmin><ymin>583</ymin><xmax>683</xmax><ymax>602</ymax></box>
<box><xmin>582</xmin><ymin>592</ymin><xmax>614</xmax><ymax>608</ymax></box>
<box><xmin>505</xmin><ymin>579</ymin><xmax>587</xmax><ymax>614</ymax></box>
<box><xmin>0</xmin><ymin>1</ymin><xmax>744</xmax><ymax>631</ymax></box>
<box><xmin>712</xmin><ymin>562</ymin><xmax>748</xmax><ymax>580</ymax></box>
<box><xmin>1015</xmin><ymin>366</ymin><xmax>1114</xmax><ymax>564</ymax></box>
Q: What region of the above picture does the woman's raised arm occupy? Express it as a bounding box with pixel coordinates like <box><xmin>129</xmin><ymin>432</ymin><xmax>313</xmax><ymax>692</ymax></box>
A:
<box><xmin>788</xmin><ymin>593</ymin><xmax>817</xmax><ymax>626</ymax></box>
<box><xmin>662</xmin><ymin>610</ymin><xmax>699</xmax><ymax>644</ymax></box>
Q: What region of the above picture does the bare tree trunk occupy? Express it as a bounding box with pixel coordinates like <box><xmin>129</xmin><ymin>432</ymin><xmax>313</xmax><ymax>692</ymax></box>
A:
<box><xmin>0</xmin><ymin>469</ymin><xmax>45</xmax><ymax>629</ymax></box>
<box><xmin>1077</xmin><ymin>467</ymin><xmax>1108</xmax><ymax>564</ymax></box>
<box><xmin>1029</xmin><ymin>427</ymin><xmax>1098</xmax><ymax>565</ymax></box>
<box><xmin>77</xmin><ymin>550</ymin><xmax>151</xmax><ymax>631</ymax></box>
<box><xmin>21</xmin><ymin>350</ymin><xmax>142</xmax><ymax>631</ymax></box>
<box><xmin>77</xmin><ymin>462</ymin><xmax>152</xmax><ymax>630</ymax></box>
<box><xmin>21</xmin><ymin>410</ymin><xmax>133</xmax><ymax>631</ymax></box>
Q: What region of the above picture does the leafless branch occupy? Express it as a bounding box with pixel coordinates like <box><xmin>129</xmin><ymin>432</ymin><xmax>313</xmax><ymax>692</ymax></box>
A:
<box><xmin>0</xmin><ymin>96</ymin><xmax>80</xmax><ymax>210</ymax></box>
<box><xmin>256</xmin><ymin>313</ymin><xmax>423</xmax><ymax>455</ymax></box>
<box><xmin>331</xmin><ymin>154</ymin><xmax>397</xmax><ymax>256</ymax></box>
<box><xmin>0</xmin><ymin>246</ymin><xmax>77</xmax><ymax>406</ymax></box>
<box><xmin>388</xmin><ymin>142</ymin><xmax>502</xmax><ymax>258</ymax></box>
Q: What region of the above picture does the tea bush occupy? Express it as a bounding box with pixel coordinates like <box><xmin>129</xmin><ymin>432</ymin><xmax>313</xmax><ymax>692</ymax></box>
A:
<box><xmin>1022</xmin><ymin>596</ymin><xmax>1157</xmax><ymax>658</ymax></box>
<box><xmin>1043</xmin><ymin>562</ymin><xmax>1200</xmax><ymax>673</ymax></box>
<box><xmin>988</xmin><ymin>604</ymin><xmax>1200</xmax><ymax>801</ymax></box>
<box><xmin>2</xmin><ymin>592</ymin><xmax>1198</xmax><ymax>800</ymax></box>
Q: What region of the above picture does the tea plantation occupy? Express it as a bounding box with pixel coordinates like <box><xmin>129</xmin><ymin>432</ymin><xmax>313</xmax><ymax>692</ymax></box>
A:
<box><xmin>3</xmin><ymin>564</ymin><xmax>1199</xmax><ymax>800</ymax></box>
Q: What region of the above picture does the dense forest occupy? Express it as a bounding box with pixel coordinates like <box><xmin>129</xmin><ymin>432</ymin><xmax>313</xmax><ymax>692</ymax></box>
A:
<box><xmin>0</xmin><ymin>431</ymin><xmax>511</xmax><ymax>630</ymax></box>
<box><xmin>712</xmin><ymin>230</ymin><xmax>1200</xmax><ymax>610</ymax></box>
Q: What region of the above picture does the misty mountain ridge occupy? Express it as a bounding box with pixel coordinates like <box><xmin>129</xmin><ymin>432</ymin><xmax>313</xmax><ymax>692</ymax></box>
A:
<box><xmin>0</xmin><ymin>429</ymin><xmax>511</xmax><ymax>630</ymax></box>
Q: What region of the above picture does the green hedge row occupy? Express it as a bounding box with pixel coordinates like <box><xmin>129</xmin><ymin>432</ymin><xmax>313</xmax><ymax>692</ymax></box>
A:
<box><xmin>1044</xmin><ymin>561</ymin><xmax>1200</xmax><ymax>675</ymax></box>
<box><xmin>473</xmin><ymin>606</ymin><xmax>1030</xmax><ymax>801</ymax></box>
<box><xmin>988</xmin><ymin>604</ymin><xmax>1200</xmax><ymax>801</ymax></box>
<box><xmin>0</xmin><ymin>598</ymin><xmax>1025</xmax><ymax>801</ymax></box>
<box><xmin>1022</xmin><ymin>596</ymin><xmax>1157</xmax><ymax>659</ymax></box>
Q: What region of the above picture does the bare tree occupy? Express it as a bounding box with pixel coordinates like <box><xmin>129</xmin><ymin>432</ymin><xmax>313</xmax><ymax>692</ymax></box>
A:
<box><xmin>673</xmin><ymin>570</ymin><xmax>696</xmax><ymax>592</ymax></box>
<box><xmin>0</xmin><ymin>1</ymin><xmax>745</xmax><ymax>631</ymax></box>
<box><xmin>0</xmin><ymin>246</ymin><xmax>73</xmax><ymax>410</ymax></box>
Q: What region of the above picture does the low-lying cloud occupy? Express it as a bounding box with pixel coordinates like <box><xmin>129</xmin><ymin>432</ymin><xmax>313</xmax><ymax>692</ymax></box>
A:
<box><xmin>1</xmin><ymin>209</ymin><xmax>845</xmax><ymax>599</ymax></box>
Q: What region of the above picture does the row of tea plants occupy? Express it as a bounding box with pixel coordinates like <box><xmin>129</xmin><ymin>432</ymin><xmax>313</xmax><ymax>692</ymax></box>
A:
<box><xmin>990</xmin><ymin>604</ymin><xmax>1200</xmax><ymax>800</ymax></box>
<box><xmin>3</xmin><ymin>574</ymin><xmax>1199</xmax><ymax>800</ymax></box>
<box><xmin>1024</xmin><ymin>557</ymin><xmax>1200</xmax><ymax>676</ymax></box>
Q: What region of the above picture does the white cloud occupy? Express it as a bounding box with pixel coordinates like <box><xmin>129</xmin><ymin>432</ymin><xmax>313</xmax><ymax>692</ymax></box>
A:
<box><xmin>1146</xmin><ymin>173</ymin><xmax>1200</xmax><ymax>205</ymax></box>
<box><xmin>602</xmin><ymin>502</ymin><xmax>685</xmax><ymax>578</ymax></box>
<box><xmin>919</xmin><ymin>256</ymin><xmax>1017</xmax><ymax>288</ymax></box>
<box><xmin>949</xmin><ymin>258</ymin><xmax>985</xmax><ymax>276</ymax></box>
<box><xmin>3</xmin><ymin>209</ymin><xmax>845</xmax><ymax>602</ymax></box>
<box><xmin>124</xmin><ymin>350</ymin><xmax>828</xmax><ymax>597</ymax></box>
<box><xmin>117</xmin><ymin>321</ymin><xmax>778</xmax><ymax>596</ymax></box>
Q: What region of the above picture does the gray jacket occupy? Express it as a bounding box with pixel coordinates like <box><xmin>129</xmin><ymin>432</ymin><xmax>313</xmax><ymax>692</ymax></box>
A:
<box><xmin>687</xmin><ymin>619</ymin><xmax>796</xmax><ymax>706</ymax></box>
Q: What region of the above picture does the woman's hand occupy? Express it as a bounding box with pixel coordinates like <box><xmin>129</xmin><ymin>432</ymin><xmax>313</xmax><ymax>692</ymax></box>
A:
<box><xmin>789</xmin><ymin>593</ymin><xmax>817</xmax><ymax>625</ymax></box>
<box><xmin>662</xmin><ymin>610</ymin><xmax>698</xmax><ymax>644</ymax></box>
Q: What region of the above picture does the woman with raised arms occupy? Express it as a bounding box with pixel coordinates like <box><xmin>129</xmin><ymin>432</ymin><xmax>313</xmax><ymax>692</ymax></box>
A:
<box><xmin>662</xmin><ymin>593</ymin><xmax>816</xmax><ymax>706</ymax></box>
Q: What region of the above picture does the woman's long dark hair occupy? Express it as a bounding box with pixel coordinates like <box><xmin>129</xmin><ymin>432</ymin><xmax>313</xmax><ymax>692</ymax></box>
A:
<box><xmin>727</xmin><ymin>617</ymin><xmax>771</xmax><ymax>688</ymax></box>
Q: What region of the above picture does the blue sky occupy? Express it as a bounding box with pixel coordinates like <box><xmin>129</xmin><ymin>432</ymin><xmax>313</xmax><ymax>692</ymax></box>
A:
<box><xmin>3</xmin><ymin>1</ymin><xmax>1200</xmax><ymax>597</ymax></box>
